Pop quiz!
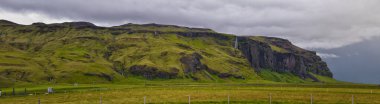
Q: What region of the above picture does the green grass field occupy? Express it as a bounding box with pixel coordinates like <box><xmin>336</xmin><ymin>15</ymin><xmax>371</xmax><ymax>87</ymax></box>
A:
<box><xmin>0</xmin><ymin>82</ymin><xmax>379</xmax><ymax>104</ymax></box>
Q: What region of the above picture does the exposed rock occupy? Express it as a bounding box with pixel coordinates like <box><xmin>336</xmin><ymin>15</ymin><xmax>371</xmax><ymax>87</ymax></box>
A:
<box><xmin>218</xmin><ymin>73</ymin><xmax>245</xmax><ymax>79</ymax></box>
<box><xmin>41</xmin><ymin>22</ymin><xmax>99</xmax><ymax>29</ymax></box>
<box><xmin>8</xmin><ymin>42</ymin><xmax>29</xmax><ymax>50</ymax></box>
<box><xmin>180</xmin><ymin>53</ymin><xmax>205</xmax><ymax>74</ymax></box>
<box><xmin>62</xmin><ymin>22</ymin><xmax>96</xmax><ymax>28</ymax></box>
<box><xmin>0</xmin><ymin>69</ymin><xmax>31</xmax><ymax>81</ymax></box>
<box><xmin>83</xmin><ymin>72</ymin><xmax>114</xmax><ymax>81</ymax></box>
<box><xmin>179</xmin><ymin>53</ymin><xmax>244</xmax><ymax>79</ymax></box>
<box><xmin>112</xmin><ymin>61</ymin><xmax>127</xmax><ymax>77</ymax></box>
<box><xmin>31</xmin><ymin>22</ymin><xmax>46</xmax><ymax>26</ymax></box>
<box><xmin>237</xmin><ymin>36</ymin><xmax>332</xmax><ymax>81</ymax></box>
<box><xmin>129</xmin><ymin>65</ymin><xmax>178</xmax><ymax>79</ymax></box>
<box><xmin>176</xmin><ymin>32</ymin><xmax>230</xmax><ymax>40</ymax></box>
<box><xmin>118</xmin><ymin>23</ymin><xmax>213</xmax><ymax>32</ymax></box>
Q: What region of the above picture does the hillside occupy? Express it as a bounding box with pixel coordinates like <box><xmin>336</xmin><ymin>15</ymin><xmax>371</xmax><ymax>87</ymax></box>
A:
<box><xmin>0</xmin><ymin>20</ymin><xmax>335</xmax><ymax>86</ymax></box>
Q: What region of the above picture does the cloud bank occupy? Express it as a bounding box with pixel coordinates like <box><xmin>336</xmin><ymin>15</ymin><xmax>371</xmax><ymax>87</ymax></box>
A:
<box><xmin>1</xmin><ymin>0</ymin><xmax>380</xmax><ymax>49</ymax></box>
<box><xmin>317</xmin><ymin>53</ymin><xmax>339</xmax><ymax>59</ymax></box>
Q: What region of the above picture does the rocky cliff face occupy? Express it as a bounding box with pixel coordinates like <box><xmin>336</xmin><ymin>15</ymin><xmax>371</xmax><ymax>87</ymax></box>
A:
<box><xmin>0</xmin><ymin>20</ymin><xmax>334</xmax><ymax>84</ymax></box>
<box><xmin>237</xmin><ymin>36</ymin><xmax>333</xmax><ymax>81</ymax></box>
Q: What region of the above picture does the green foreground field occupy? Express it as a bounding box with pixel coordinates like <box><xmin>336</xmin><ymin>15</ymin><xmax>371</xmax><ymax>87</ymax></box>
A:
<box><xmin>0</xmin><ymin>82</ymin><xmax>379</xmax><ymax>104</ymax></box>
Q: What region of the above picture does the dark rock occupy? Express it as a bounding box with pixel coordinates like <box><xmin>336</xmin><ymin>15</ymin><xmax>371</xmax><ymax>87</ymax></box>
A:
<box><xmin>129</xmin><ymin>65</ymin><xmax>178</xmax><ymax>79</ymax></box>
<box><xmin>112</xmin><ymin>61</ymin><xmax>127</xmax><ymax>77</ymax></box>
<box><xmin>180</xmin><ymin>53</ymin><xmax>205</xmax><ymax>74</ymax></box>
<box><xmin>62</xmin><ymin>22</ymin><xmax>96</xmax><ymax>28</ymax></box>
<box><xmin>237</xmin><ymin>36</ymin><xmax>333</xmax><ymax>81</ymax></box>
<box><xmin>34</xmin><ymin>24</ymin><xmax>65</xmax><ymax>33</ymax></box>
<box><xmin>43</xmin><ymin>22</ymin><xmax>99</xmax><ymax>29</ymax></box>
<box><xmin>0</xmin><ymin>69</ymin><xmax>30</xmax><ymax>81</ymax></box>
<box><xmin>179</xmin><ymin>52</ymin><xmax>245</xmax><ymax>79</ymax></box>
<box><xmin>160</xmin><ymin>51</ymin><xmax>168</xmax><ymax>56</ymax></box>
<box><xmin>217</xmin><ymin>73</ymin><xmax>245</xmax><ymax>79</ymax></box>
<box><xmin>31</xmin><ymin>22</ymin><xmax>46</xmax><ymax>26</ymax></box>
<box><xmin>119</xmin><ymin>23</ymin><xmax>213</xmax><ymax>32</ymax></box>
<box><xmin>9</xmin><ymin>42</ymin><xmax>29</xmax><ymax>50</ymax></box>
<box><xmin>83</xmin><ymin>73</ymin><xmax>113</xmax><ymax>81</ymax></box>
<box><xmin>176</xmin><ymin>32</ymin><xmax>230</xmax><ymax>40</ymax></box>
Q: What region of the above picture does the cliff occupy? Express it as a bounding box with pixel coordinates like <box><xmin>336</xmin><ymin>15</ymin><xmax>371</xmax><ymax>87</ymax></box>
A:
<box><xmin>0</xmin><ymin>20</ymin><xmax>334</xmax><ymax>85</ymax></box>
<box><xmin>237</xmin><ymin>36</ymin><xmax>333</xmax><ymax>81</ymax></box>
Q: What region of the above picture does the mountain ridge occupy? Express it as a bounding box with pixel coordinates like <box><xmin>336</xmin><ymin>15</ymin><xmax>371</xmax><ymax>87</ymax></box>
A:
<box><xmin>0</xmin><ymin>20</ymin><xmax>335</xmax><ymax>86</ymax></box>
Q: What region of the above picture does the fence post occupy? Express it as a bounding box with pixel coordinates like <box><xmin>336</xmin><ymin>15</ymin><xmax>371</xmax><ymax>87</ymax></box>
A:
<box><xmin>269</xmin><ymin>93</ymin><xmax>272</xmax><ymax>104</ymax></box>
<box><xmin>38</xmin><ymin>97</ymin><xmax>41</xmax><ymax>104</ymax></box>
<box><xmin>228</xmin><ymin>95</ymin><xmax>230</xmax><ymax>104</ymax></box>
<box><xmin>188</xmin><ymin>95</ymin><xmax>191</xmax><ymax>104</ymax></box>
<box><xmin>144</xmin><ymin>96</ymin><xmax>146</xmax><ymax>104</ymax></box>
<box><xmin>0</xmin><ymin>90</ymin><xmax>2</xmax><ymax>97</ymax></box>
<box><xmin>12</xmin><ymin>88</ymin><xmax>15</xmax><ymax>96</ymax></box>
<box><xmin>310</xmin><ymin>94</ymin><xmax>313</xmax><ymax>104</ymax></box>
<box><xmin>100</xmin><ymin>96</ymin><xmax>102</xmax><ymax>104</ymax></box>
<box><xmin>352</xmin><ymin>95</ymin><xmax>354</xmax><ymax>104</ymax></box>
<box><xmin>24</xmin><ymin>88</ymin><xmax>27</xmax><ymax>95</ymax></box>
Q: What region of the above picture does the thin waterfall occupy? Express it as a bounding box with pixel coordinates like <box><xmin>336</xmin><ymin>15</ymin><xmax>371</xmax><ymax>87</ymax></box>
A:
<box><xmin>234</xmin><ymin>37</ymin><xmax>238</xmax><ymax>48</ymax></box>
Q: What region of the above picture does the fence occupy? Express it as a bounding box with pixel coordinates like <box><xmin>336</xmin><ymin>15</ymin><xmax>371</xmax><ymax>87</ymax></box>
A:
<box><xmin>26</xmin><ymin>94</ymin><xmax>360</xmax><ymax>104</ymax></box>
<box><xmin>0</xmin><ymin>87</ymin><xmax>377</xmax><ymax>104</ymax></box>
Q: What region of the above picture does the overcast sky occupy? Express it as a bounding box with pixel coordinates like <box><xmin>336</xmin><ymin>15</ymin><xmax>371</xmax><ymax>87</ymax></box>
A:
<box><xmin>319</xmin><ymin>37</ymin><xmax>380</xmax><ymax>84</ymax></box>
<box><xmin>1</xmin><ymin>0</ymin><xmax>380</xmax><ymax>49</ymax></box>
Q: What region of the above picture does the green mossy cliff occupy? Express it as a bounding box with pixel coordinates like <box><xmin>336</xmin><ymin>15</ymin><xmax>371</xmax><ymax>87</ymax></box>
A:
<box><xmin>0</xmin><ymin>20</ymin><xmax>333</xmax><ymax>85</ymax></box>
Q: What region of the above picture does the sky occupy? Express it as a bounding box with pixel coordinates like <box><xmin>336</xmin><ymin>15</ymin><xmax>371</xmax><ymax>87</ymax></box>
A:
<box><xmin>318</xmin><ymin>37</ymin><xmax>380</xmax><ymax>84</ymax></box>
<box><xmin>0</xmin><ymin>0</ymin><xmax>379</xmax><ymax>84</ymax></box>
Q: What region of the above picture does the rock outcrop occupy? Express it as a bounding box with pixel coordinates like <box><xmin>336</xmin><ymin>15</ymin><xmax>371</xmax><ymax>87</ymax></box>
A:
<box><xmin>129</xmin><ymin>65</ymin><xmax>179</xmax><ymax>79</ymax></box>
<box><xmin>237</xmin><ymin>36</ymin><xmax>333</xmax><ymax>80</ymax></box>
<box><xmin>180</xmin><ymin>53</ymin><xmax>205</xmax><ymax>75</ymax></box>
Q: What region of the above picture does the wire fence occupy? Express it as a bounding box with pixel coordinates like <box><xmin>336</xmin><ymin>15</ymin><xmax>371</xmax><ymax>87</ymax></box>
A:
<box><xmin>0</xmin><ymin>86</ymin><xmax>379</xmax><ymax>104</ymax></box>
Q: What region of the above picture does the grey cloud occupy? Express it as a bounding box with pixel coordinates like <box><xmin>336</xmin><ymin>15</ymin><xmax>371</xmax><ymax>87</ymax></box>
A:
<box><xmin>317</xmin><ymin>53</ymin><xmax>339</xmax><ymax>59</ymax></box>
<box><xmin>1</xmin><ymin>0</ymin><xmax>380</xmax><ymax>49</ymax></box>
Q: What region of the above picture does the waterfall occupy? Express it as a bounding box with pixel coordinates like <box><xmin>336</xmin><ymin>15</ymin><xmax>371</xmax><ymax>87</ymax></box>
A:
<box><xmin>234</xmin><ymin>37</ymin><xmax>238</xmax><ymax>48</ymax></box>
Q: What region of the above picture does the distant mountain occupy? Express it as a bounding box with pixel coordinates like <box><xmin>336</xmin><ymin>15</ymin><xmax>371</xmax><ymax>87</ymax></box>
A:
<box><xmin>317</xmin><ymin>37</ymin><xmax>380</xmax><ymax>84</ymax></box>
<box><xmin>0</xmin><ymin>20</ymin><xmax>335</xmax><ymax>86</ymax></box>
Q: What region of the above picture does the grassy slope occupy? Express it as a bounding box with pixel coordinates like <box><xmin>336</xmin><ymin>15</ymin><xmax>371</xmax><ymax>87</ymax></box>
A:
<box><xmin>0</xmin><ymin>21</ymin><xmax>340</xmax><ymax>87</ymax></box>
<box><xmin>0</xmin><ymin>23</ymin><xmax>260</xmax><ymax>86</ymax></box>
<box><xmin>310</xmin><ymin>73</ymin><xmax>342</xmax><ymax>83</ymax></box>
<box><xmin>258</xmin><ymin>70</ymin><xmax>311</xmax><ymax>83</ymax></box>
<box><xmin>248</xmin><ymin>36</ymin><xmax>289</xmax><ymax>53</ymax></box>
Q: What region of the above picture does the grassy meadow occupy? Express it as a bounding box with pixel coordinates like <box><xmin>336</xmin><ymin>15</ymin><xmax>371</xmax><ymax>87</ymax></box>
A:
<box><xmin>0</xmin><ymin>82</ymin><xmax>379</xmax><ymax>104</ymax></box>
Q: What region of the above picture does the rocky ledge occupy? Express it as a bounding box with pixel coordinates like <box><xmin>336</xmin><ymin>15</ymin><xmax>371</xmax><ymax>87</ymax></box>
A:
<box><xmin>237</xmin><ymin>36</ymin><xmax>333</xmax><ymax>81</ymax></box>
